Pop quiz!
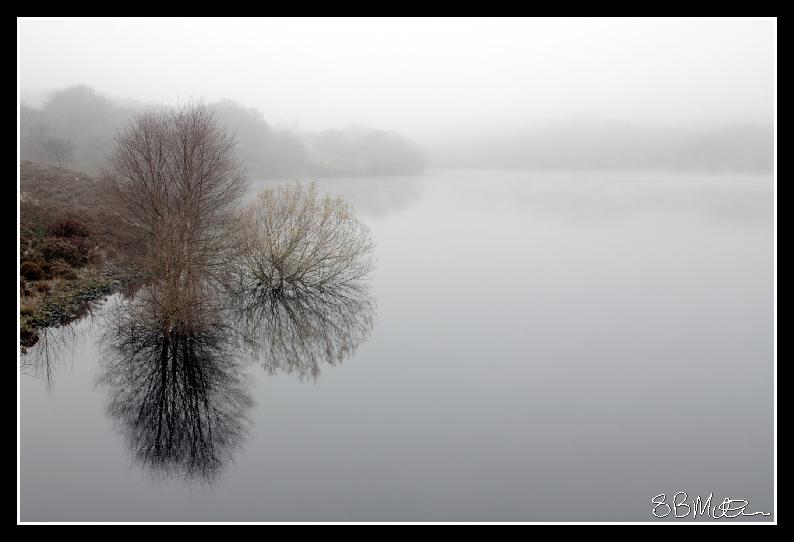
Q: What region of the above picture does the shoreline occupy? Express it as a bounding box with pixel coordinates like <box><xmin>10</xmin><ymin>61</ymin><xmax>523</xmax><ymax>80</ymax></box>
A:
<box><xmin>20</xmin><ymin>263</ymin><xmax>140</xmax><ymax>353</ymax></box>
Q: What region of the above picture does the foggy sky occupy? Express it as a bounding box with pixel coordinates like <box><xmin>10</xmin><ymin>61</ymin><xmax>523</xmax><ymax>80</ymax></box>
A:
<box><xmin>19</xmin><ymin>18</ymin><xmax>775</xmax><ymax>143</ymax></box>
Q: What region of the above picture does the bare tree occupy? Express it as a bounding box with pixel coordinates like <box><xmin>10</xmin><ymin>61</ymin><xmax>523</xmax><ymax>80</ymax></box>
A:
<box><xmin>234</xmin><ymin>182</ymin><xmax>375</xmax><ymax>298</ymax></box>
<box><xmin>40</xmin><ymin>135</ymin><xmax>74</xmax><ymax>168</ymax></box>
<box><xmin>223</xmin><ymin>181</ymin><xmax>376</xmax><ymax>378</ymax></box>
<box><xmin>103</xmin><ymin>108</ymin><xmax>376</xmax><ymax>383</ymax></box>
<box><xmin>102</xmin><ymin>103</ymin><xmax>248</xmax><ymax>328</ymax></box>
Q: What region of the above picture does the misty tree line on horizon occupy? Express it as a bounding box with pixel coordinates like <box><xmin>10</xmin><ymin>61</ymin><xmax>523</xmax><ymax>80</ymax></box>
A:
<box><xmin>20</xmin><ymin>85</ymin><xmax>426</xmax><ymax>179</ymax></box>
<box><xmin>20</xmin><ymin>85</ymin><xmax>773</xmax><ymax>178</ymax></box>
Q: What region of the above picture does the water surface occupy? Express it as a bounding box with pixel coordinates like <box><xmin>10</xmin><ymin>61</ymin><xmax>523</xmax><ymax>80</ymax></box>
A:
<box><xmin>20</xmin><ymin>170</ymin><xmax>774</xmax><ymax>521</ymax></box>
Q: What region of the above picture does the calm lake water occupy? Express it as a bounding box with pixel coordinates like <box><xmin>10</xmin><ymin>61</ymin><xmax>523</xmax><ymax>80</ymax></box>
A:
<box><xmin>20</xmin><ymin>170</ymin><xmax>774</xmax><ymax>522</ymax></box>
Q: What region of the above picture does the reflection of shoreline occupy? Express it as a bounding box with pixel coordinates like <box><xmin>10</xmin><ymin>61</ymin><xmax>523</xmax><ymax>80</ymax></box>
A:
<box><xmin>20</xmin><ymin>296</ymin><xmax>107</xmax><ymax>388</ymax></box>
<box><xmin>20</xmin><ymin>263</ymin><xmax>143</xmax><ymax>353</ymax></box>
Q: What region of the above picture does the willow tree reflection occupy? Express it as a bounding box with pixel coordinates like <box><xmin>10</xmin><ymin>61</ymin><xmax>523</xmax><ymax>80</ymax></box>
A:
<box><xmin>232</xmin><ymin>282</ymin><xmax>375</xmax><ymax>380</ymax></box>
<box><xmin>230</xmin><ymin>182</ymin><xmax>376</xmax><ymax>379</ymax></box>
<box><xmin>99</xmin><ymin>290</ymin><xmax>252</xmax><ymax>483</ymax></box>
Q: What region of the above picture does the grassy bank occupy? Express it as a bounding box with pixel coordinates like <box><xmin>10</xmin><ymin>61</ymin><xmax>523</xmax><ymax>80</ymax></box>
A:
<box><xmin>19</xmin><ymin>161</ymin><xmax>145</xmax><ymax>352</ymax></box>
<box><xmin>20</xmin><ymin>263</ymin><xmax>141</xmax><ymax>352</ymax></box>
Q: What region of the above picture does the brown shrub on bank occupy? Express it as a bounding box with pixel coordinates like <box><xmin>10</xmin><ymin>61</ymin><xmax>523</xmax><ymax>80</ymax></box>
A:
<box><xmin>20</xmin><ymin>261</ymin><xmax>42</xmax><ymax>281</ymax></box>
<box><xmin>35</xmin><ymin>281</ymin><xmax>51</xmax><ymax>294</ymax></box>
<box><xmin>38</xmin><ymin>237</ymin><xmax>85</xmax><ymax>267</ymax></box>
<box><xmin>47</xmin><ymin>217</ymin><xmax>90</xmax><ymax>239</ymax></box>
<box><xmin>21</xmin><ymin>162</ymin><xmax>148</xmax><ymax>268</ymax></box>
<box><xmin>49</xmin><ymin>260</ymin><xmax>78</xmax><ymax>280</ymax></box>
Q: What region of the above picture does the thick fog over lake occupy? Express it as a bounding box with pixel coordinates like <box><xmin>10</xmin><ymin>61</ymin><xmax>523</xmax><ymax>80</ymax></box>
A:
<box><xmin>18</xmin><ymin>18</ymin><xmax>775</xmax><ymax>523</ymax></box>
<box><xmin>20</xmin><ymin>18</ymin><xmax>774</xmax><ymax>172</ymax></box>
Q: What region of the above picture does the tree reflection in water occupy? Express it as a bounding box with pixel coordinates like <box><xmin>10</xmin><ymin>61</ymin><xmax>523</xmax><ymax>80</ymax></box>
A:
<box><xmin>233</xmin><ymin>282</ymin><xmax>375</xmax><ymax>380</ymax></box>
<box><xmin>97</xmin><ymin>181</ymin><xmax>376</xmax><ymax>483</ymax></box>
<box><xmin>99</xmin><ymin>268</ymin><xmax>374</xmax><ymax>482</ymax></box>
<box><xmin>230</xmin><ymin>181</ymin><xmax>377</xmax><ymax>380</ymax></box>
<box><xmin>99</xmin><ymin>293</ymin><xmax>252</xmax><ymax>484</ymax></box>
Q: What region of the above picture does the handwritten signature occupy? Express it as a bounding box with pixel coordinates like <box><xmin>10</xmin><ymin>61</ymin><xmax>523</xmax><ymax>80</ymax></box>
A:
<box><xmin>652</xmin><ymin>492</ymin><xmax>771</xmax><ymax>519</ymax></box>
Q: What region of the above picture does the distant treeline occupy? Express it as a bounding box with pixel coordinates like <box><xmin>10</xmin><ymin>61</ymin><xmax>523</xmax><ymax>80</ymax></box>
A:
<box><xmin>21</xmin><ymin>86</ymin><xmax>772</xmax><ymax>176</ymax></box>
<box><xmin>20</xmin><ymin>85</ymin><xmax>427</xmax><ymax>178</ymax></box>
<box><xmin>428</xmin><ymin>121</ymin><xmax>773</xmax><ymax>172</ymax></box>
